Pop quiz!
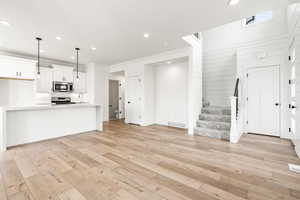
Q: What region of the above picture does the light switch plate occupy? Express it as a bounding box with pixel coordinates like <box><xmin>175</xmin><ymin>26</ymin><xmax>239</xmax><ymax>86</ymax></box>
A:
<box><xmin>288</xmin><ymin>164</ymin><xmax>300</xmax><ymax>174</ymax></box>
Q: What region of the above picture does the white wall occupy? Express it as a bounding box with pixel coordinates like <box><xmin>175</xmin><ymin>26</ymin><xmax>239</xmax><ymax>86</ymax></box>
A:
<box><xmin>143</xmin><ymin>66</ymin><xmax>155</xmax><ymax>125</ymax></box>
<box><xmin>87</xmin><ymin>62</ymin><xmax>109</xmax><ymax>121</ymax></box>
<box><xmin>109</xmin><ymin>48</ymin><xmax>190</xmax><ymax>126</ymax></box>
<box><xmin>202</xmin><ymin>8</ymin><xmax>288</xmax><ymax>106</ymax></box>
<box><xmin>154</xmin><ymin>61</ymin><xmax>188</xmax><ymax>127</ymax></box>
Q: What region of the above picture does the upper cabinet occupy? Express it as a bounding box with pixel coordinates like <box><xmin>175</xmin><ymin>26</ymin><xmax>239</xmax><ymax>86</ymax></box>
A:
<box><xmin>73</xmin><ymin>72</ymin><xmax>87</xmax><ymax>93</ymax></box>
<box><xmin>52</xmin><ymin>65</ymin><xmax>74</xmax><ymax>82</ymax></box>
<box><xmin>0</xmin><ymin>55</ymin><xmax>36</xmax><ymax>80</ymax></box>
<box><xmin>36</xmin><ymin>67</ymin><xmax>53</xmax><ymax>93</ymax></box>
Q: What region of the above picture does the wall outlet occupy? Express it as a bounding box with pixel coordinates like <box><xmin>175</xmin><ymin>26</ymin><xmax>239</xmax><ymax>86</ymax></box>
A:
<box><xmin>288</xmin><ymin>164</ymin><xmax>300</xmax><ymax>174</ymax></box>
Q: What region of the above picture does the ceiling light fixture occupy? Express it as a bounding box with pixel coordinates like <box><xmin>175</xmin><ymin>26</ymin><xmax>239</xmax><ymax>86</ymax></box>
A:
<box><xmin>228</xmin><ymin>0</ymin><xmax>239</xmax><ymax>6</ymax></box>
<box><xmin>143</xmin><ymin>33</ymin><xmax>150</xmax><ymax>38</ymax></box>
<box><xmin>56</xmin><ymin>36</ymin><xmax>62</xmax><ymax>40</ymax></box>
<box><xmin>40</xmin><ymin>49</ymin><xmax>45</xmax><ymax>53</ymax></box>
<box><xmin>167</xmin><ymin>61</ymin><xmax>172</xmax><ymax>64</ymax></box>
<box><xmin>70</xmin><ymin>56</ymin><xmax>75</xmax><ymax>60</ymax></box>
<box><xmin>75</xmin><ymin>47</ymin><xmax>80</xmax><ymax>82</ymax></box>
<box><xmin>36</xmin><ymin>37</ymin><xmax>42</xmax><ymax>79</ymax></box>
<box><xmin>91</xmin><ymin>46</ymin><xmax>96</xmax><ymax>51</ymax></box>
<box><xmin>0</xmin><ymin>21</ymin><xmax>10</xmax><ymax>26</ymax></box>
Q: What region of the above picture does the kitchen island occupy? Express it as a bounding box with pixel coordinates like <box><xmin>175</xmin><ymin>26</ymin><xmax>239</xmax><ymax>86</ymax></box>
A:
<box><xmin>0</xmin><ymin>104</ymin><xmax>102</xmax><ymax>151</ymax></box>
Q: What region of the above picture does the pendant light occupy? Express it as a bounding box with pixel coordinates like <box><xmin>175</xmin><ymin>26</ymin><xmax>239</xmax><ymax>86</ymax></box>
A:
<box><xmin>75</xmin><ymin>47</ymin><xmax>80</xmax><ymax>82</ymax></box>
<box><xmin>36</xmin><ymin>37</ymin><xmax>42</xmax><ymax>79</ymax></box>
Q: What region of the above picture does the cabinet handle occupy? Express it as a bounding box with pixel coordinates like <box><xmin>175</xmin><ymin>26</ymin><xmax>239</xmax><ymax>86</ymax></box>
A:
<box><xmin>16</xmin><ymin>72</ymin><xmax>18</xmax><ymax>76</ymax></box>
<box><xmin>19</xmin><ymin>72</ymin><xmax>21</xmax><ymax>77</ymax></box>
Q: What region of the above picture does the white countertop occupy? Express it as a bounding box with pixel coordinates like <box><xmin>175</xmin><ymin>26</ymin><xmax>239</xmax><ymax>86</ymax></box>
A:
<box><xmin>1</xmin><ymin>103</ymin><xmax>100</xmax><ymax>111</ymax></box>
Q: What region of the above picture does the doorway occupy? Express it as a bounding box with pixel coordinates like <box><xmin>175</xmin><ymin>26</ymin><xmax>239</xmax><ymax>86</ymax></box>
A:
<box><xmin>109</xmin><ymin>80</ymin><xmax>119</xmax><ymax>120</ymax></box>
<box><xmin>246</xmin><ymin>65</ymin><xmax>280</xmax><ymax>136</ymax></box>
<box><xmin>109</xmin><ymin>71</ymin><xmax>125</xmax><ymax>121</ymax></box>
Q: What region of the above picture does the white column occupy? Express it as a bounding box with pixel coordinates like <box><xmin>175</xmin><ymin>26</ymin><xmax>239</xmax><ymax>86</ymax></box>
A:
<box><xmin>87</xmin><ymin>63</ymin><xmax>110</xmax><ymax>121</ymax></box>
<box><xmin>183</xmin><ymin>34</ymin><xmax>203</xmax><ymax>136</ymax></box>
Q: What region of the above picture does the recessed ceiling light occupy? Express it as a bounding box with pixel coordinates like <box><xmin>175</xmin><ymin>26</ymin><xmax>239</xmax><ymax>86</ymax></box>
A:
<box><xmin>91</xmin><ymin>46</ymin><xmax>97</xmax><ymax>51</ymax></box>
<box><xmin>143</xmin><ymin>33</ymin><xmax>150</xmax><ymax>38</ymax></box>
<box><xmin>167</xmin><ymin>61</ymin><xmax>172</xmax><ymax>64</ymax></box>
<box><xmin>56</xmin><ymin>36</ymin><xmax>62</xmax><ymax>40</ymax></box>
<box><xmin>70</xmin><ymin>56</ymin><xmax>75</xmax><ymax>60</ymax></box>
<box><xmin>0</xmin><ymin>21</ymin><xmax>10</xmax><ymax>26</ymax></box>
<box><xmin>40</xmin><ymin>49</ymin><xmax>45</xmax><ymax>53</ymax></box>
<box><xmin>228</xmin><ymin>0</ymin><xmax>239</xmax><ymax>6</ymax></box>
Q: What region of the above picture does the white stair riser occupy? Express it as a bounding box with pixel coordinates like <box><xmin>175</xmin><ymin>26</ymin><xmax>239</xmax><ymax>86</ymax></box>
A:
<box><xmin>202</xmin><ymin>108</ymin><xmax>231</xmax><ymax>115</ymax></box>
<box><xmin>197</xmin><ymin>120</ymin><xmax>230</xmax><ymax>131</ymax></box>
<box><xmin>199</xmin><ymin>114</ymin><xmax>230</xmax><ymax>123</ymax></box>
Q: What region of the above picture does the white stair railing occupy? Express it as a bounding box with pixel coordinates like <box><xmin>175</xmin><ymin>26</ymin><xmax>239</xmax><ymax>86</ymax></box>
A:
<box><xmin>230</xmin><ymin>78</ymin><xmax>241</xmax><ymax>143</ymax></box>
<box><xmin>230</xmin><ymin>96</ymin><xmax>239</xmax><ymax>143</ymax></box>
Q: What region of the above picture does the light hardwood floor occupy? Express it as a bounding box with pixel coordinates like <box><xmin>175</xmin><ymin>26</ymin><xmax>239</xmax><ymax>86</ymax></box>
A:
<box><xmin>0</xmin><ymin>120</ymin><xmax>300</xmax><ymax>200</ymax></box>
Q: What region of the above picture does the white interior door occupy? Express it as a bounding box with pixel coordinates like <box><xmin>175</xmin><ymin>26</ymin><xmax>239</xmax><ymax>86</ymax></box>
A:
<box><xmin>247</xmin><ymin>66</ymin><xmax>280</xmax><ymax>136</ymax></box>
<box><xmin>126</xmin><ymin>76</ymin><xmax>142</xmax><ymax>125</ymax></box>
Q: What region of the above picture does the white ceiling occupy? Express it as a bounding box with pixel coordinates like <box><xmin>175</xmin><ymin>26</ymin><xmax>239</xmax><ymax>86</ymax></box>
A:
<box><xmin>0</xmin><ymin>0</ymin><xmax>288</xmax><ymax>65</ymax></box>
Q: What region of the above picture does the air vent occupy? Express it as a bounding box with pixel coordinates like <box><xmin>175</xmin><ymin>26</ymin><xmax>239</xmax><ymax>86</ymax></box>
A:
<box><xmin>289</xmin><ymin>164</ymin><xmax>300</xmax><ymax>174</ymax></box>
<box><xmin>193</xmin><ymin>33</ymin><xmax>200</xmax><ymax>39</ymax></box>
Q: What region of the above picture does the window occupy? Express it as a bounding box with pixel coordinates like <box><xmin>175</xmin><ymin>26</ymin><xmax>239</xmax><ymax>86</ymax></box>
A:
<box><xmin>243</xmin><ymin>11</ymin><xmax>273</xmax><ymax>26</ymax></box>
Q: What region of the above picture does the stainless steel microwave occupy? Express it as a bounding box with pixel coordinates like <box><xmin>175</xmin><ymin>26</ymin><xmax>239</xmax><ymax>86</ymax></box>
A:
<box><xmin>52</xmin><ymin>81</ymin><xmax>73</xmax><ymax>92</ymax></box>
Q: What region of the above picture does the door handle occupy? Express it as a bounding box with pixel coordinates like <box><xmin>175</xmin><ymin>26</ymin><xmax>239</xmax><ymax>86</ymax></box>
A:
<box><xmin>128</xmin><ymin>101</ymin><xmax>131</xmax><ymax>104</ymax></box>
<box><xmin>275</xmin><ymin>103</ymin><xmax>280</xmax><ymax>106</ymax></box>
<box><xmin>289</xmin><ymin>104</ymin><xmax>297</xmax><ymax>109</ymax></box>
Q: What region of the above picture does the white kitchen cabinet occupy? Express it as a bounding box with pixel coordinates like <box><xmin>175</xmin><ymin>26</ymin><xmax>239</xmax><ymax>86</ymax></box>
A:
<box><xmin>53</xmin><ymin>69</ymin><xmax>73</xmax><ymax>82</ymax></box>
<box><xmin>18</xmin><ymin>61</ymin><xmax>36</xmax><ymax>80</ymax></box>
<box><xmin>0</xmin><ymin>55</ymin><xmax>36</xmax><ymax>80</ymax></box>
<box><xmin>73</xmin><ymin>72</ymin><xmax>87</xmax><ymax>93</ymax></box>
<box><xmin>53</xmin><ymin>70</ymin><xmax>64</xmax><ymax>82</ymax></box>
<box><xmin>36</xmin><ymin>67</ymin><xmax>53</xmax><ymax>93</ymax></box>
<box><xmin>52</xmin><ymin>65</ymin><xmax>74</xmax><ymax>82</ymax></box>
<box><xmin>64</xmin><ymin>70</ymin><xmax>73</xmax><ymax>82</ymax></box>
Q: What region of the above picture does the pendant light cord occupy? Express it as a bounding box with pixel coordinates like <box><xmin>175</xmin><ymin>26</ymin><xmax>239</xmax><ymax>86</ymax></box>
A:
<box><xmin>75</xmin><ymin>48</ymin><xmax>80</xmax><ymax>79</ymax></box>
<box><xmin>36</xmin><ymin>37</ymin><xmax>42</xmax><ymax>75</ymax></box>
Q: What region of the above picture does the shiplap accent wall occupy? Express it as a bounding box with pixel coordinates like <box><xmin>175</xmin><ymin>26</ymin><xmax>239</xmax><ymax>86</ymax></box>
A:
<box><xmin>202</xmin><ymin>8</ymin><xmax>287</xmax><ymax>107</ymax></box>
<box><xmin>237</xmin><ymin>36</ymin><xmax>288</xmax><ymax>138</ymax></box>
<box><xmin>203</xmin><ymin>48</ymin><xmax>237</xmax><ymax>106</ymax></box>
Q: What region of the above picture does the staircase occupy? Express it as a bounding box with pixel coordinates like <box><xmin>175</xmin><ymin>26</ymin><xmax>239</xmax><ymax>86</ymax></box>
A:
<box><xmin>195</xmin><ymin>106</ymin><xmax>231</xmax><ymax>140</ymax></box>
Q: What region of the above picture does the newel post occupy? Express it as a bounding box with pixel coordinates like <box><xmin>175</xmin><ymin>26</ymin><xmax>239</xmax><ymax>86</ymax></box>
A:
<box><xmin>230</xmin><ymin>96</ymin><xmax>238</xmax><ymax>143</ymax></box>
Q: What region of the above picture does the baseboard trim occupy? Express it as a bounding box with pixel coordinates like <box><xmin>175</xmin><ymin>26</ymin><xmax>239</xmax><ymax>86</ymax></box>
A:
<box><xmin>292</xmin><ymin>139</ymin><xmax>300</xmax><ymax>158</ymax></box>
